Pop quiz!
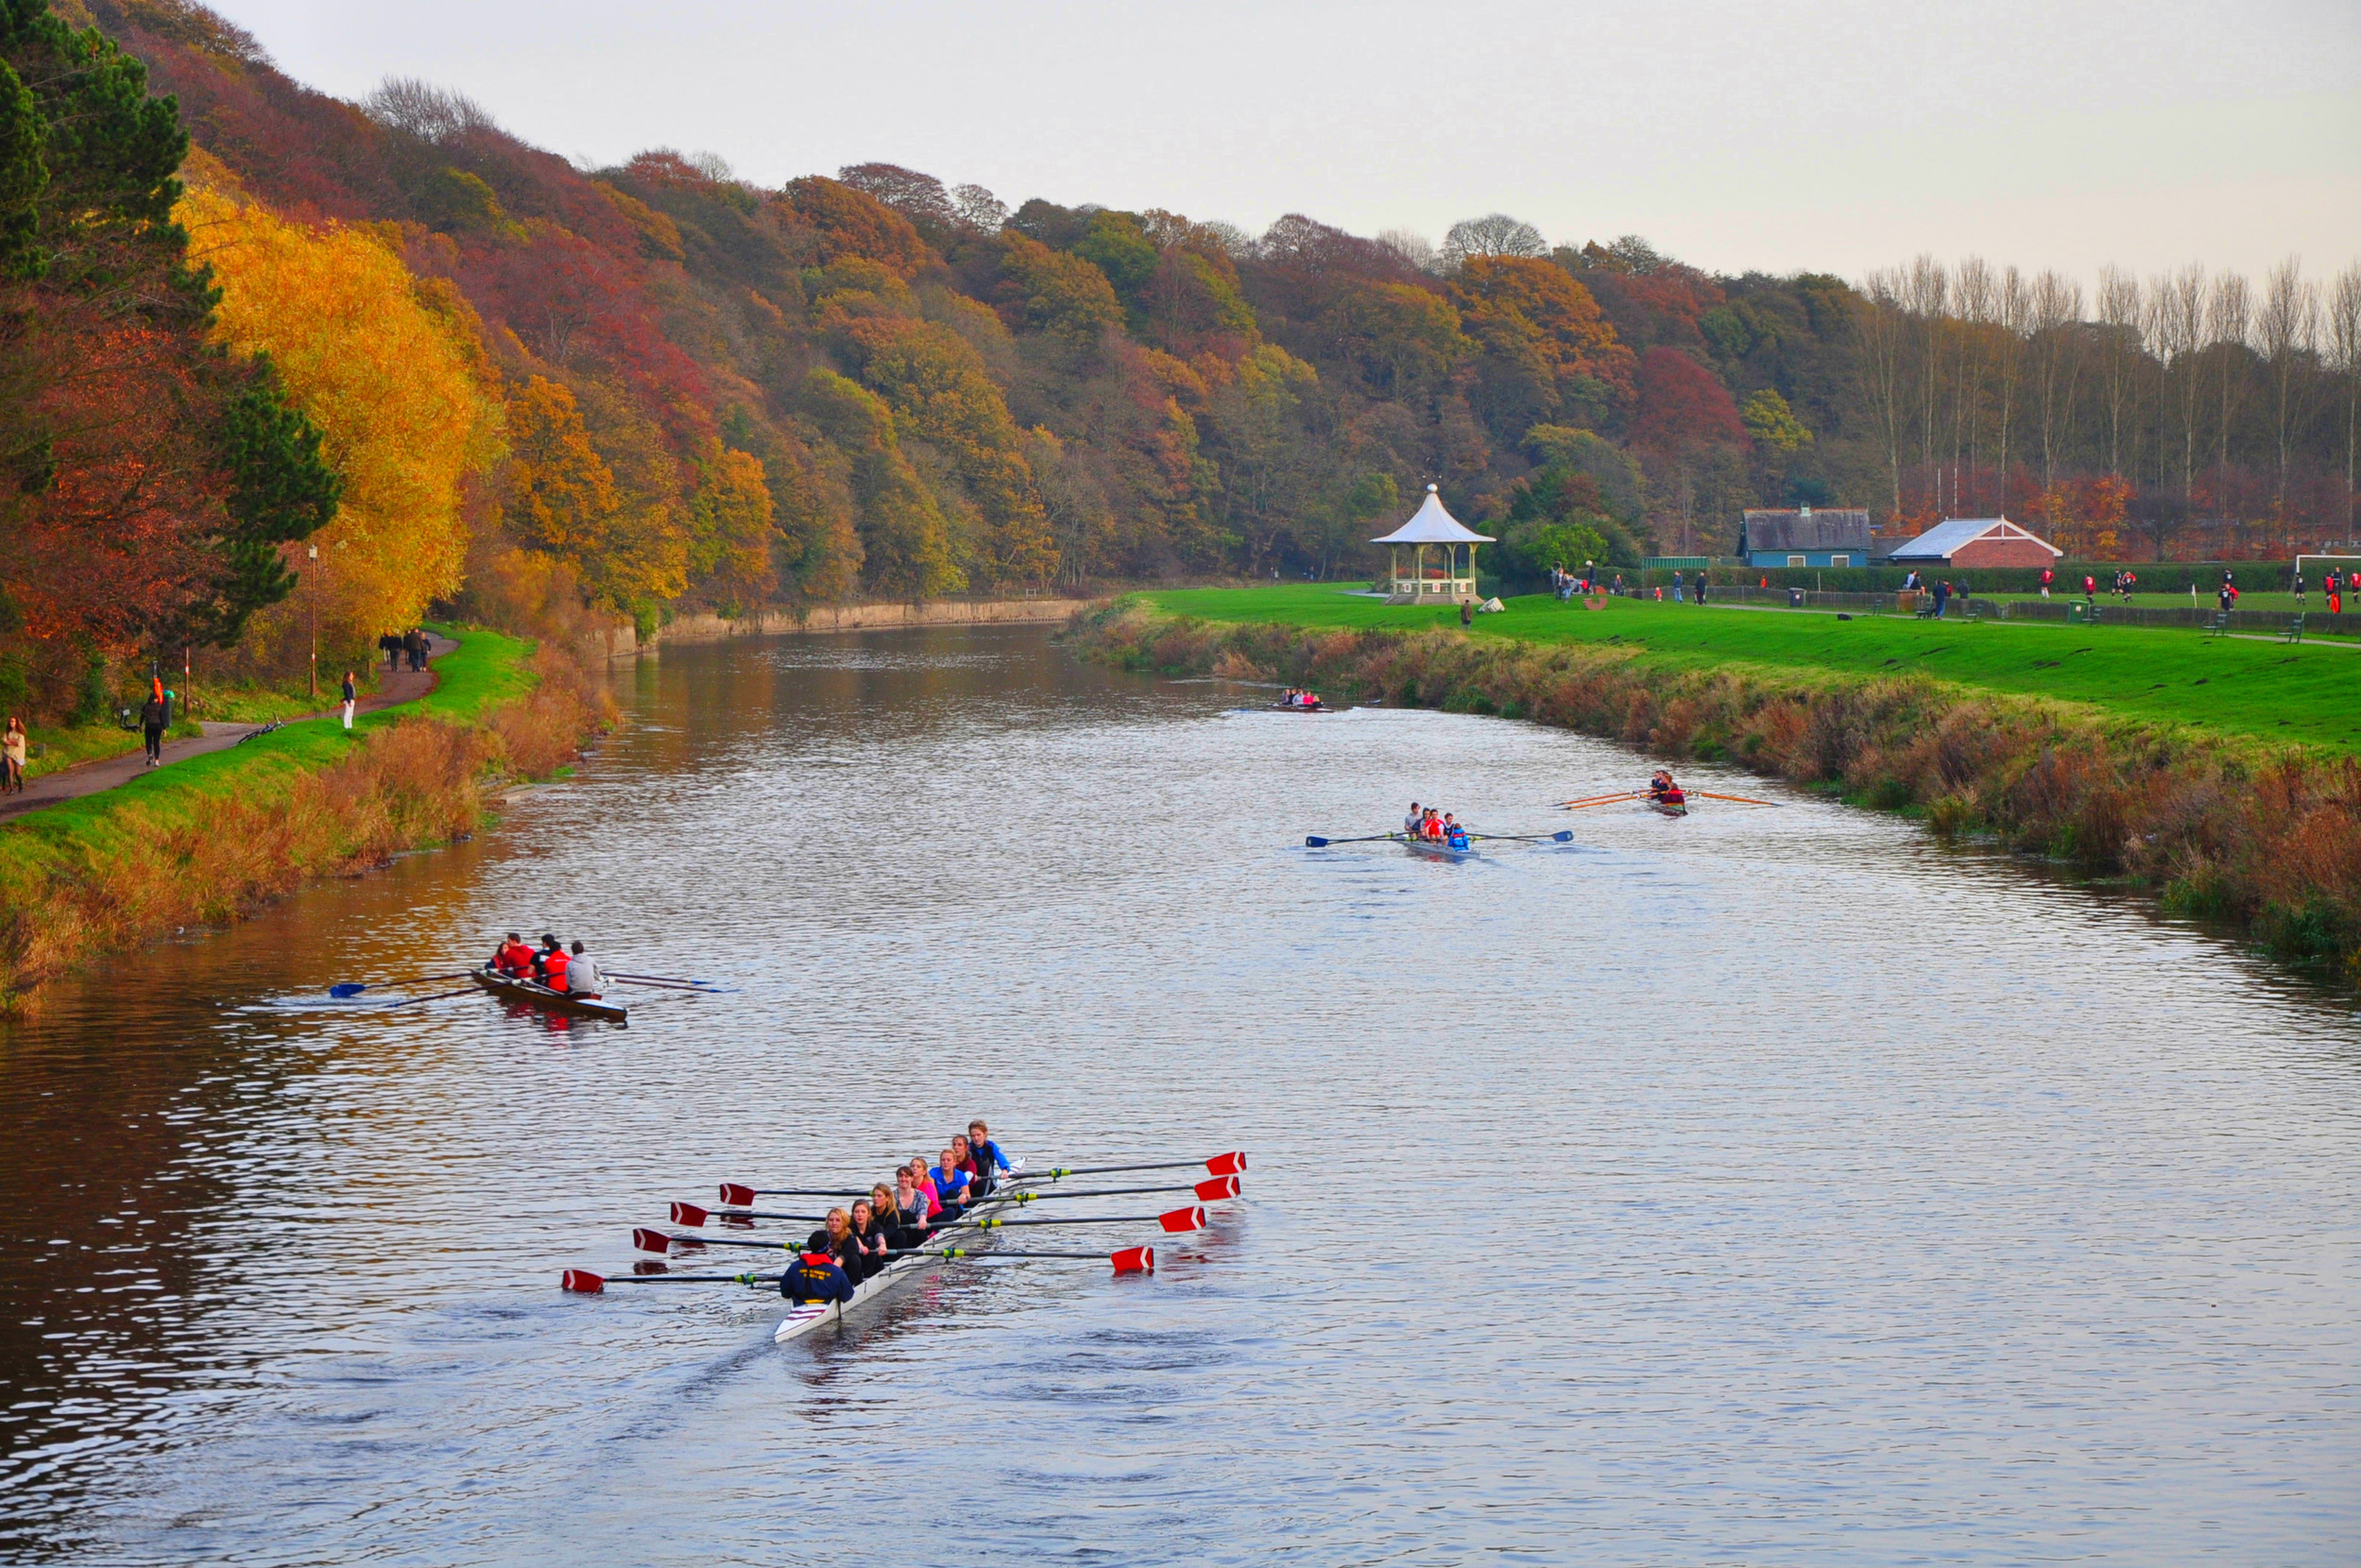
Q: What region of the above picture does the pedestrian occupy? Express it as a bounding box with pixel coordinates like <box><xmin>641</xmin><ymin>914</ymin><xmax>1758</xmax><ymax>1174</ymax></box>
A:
<box><xmin>140</xmin><ymin>686</ymin><xmax>166</xmax><ymax>767</ymax></box>
<box><xmin>1695</xmin><ymin>575</ymin><xmax>1709</xmax><ymax>605</ymax></box>
<box><xmin>2</xmin><ymin>716</ymin><xmax>25</xmax><ymax>793</ymax></box>
<box><xmin>1460</xmin><ymin>597</ymin><xmax>1473</xmax><ymax>628</ymax></box>
<box><xmin>1672</xmin><ymin>570</ymin><xmax>1685</xmax><ymax>603</ymax></box>
<box><xmin>2039</xmin><ymin>565</ymin><xmax>2054</xmax><ymax>599</ymax></box>
<box><xmin>2294</xmin><ymin>570</ymin><xmax>2306</xmax><ymax>606</ymax></box>
<box><xmin>380</xmin><ymin>632</ymin><xmax>400</xmax><ymax>672</ymax></box>
<box><xmin>2083</xmin><ymin>573</ymin><xmax>2096</xmax><ymax>604</ymax></box>
<box><xmin>1931</xmin><ymin>579</ymin><xmax>1951</xmax><ymax>619</ymax></box>
<box><xmin>408</xmin><ymin>629</ymin><xmax>426</xmax><ymax>672</ymax></box>
<box><xmin>340</xmin><ymin>670</ymin><xmax>357</xmax><ymax>731</ymax></box>
<box><xmin>2217</xmin><ymin>581</ymin><xmax>2233</xmax><ymax>614</ymax></box>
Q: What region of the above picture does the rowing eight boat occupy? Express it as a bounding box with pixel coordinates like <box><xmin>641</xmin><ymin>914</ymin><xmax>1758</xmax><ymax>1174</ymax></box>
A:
<box><xmin>470</xmin><ymin>966</ymin><xmax>629</xmax><ymax>1023</ymax></box>
<box><xmin>772</xmin><ymin>1158</ymin><xmax>1033</xmax><ymax>1343</ymax></box>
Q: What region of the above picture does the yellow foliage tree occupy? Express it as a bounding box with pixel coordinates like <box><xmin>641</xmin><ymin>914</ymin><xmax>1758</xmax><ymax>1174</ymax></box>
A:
<box><xmin>179</xmin><ymin>186</ymin><xmax>503</xmax><ymax>657</ymax></box>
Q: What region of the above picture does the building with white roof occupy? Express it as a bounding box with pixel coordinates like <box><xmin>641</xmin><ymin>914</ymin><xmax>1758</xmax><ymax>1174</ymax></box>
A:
<box><xmin>1372</xmin><ymin>486</ymin><xmax>1495</xmax><ymax>605</ymax></box>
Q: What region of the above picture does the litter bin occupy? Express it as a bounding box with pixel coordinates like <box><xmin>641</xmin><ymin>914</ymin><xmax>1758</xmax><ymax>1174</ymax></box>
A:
<box><xmin>2068</xmin><ymin>602</ymin><xmax>2088</xmax><ymax>624</ymax></box>
<box><xmin>1788</xmin><ymin>588</ymin><xmax>1805</xmax><ymax>608</ymax></box>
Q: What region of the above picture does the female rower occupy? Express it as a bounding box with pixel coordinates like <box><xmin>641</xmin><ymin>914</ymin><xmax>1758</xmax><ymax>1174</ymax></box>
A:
<box><xmin>932</xmin><ymin>1147</ymin><xmax>974</xmax><ymax>1214</ymax></box>
<box><xmin>896</xmin><ymin>1164</ymin><xmax>939</xmax><ymax>1239</ymax></box>
<box><xmin>846</xmin><ymin>1199</ymin><xmax>892</xmax><ymax>1281</ymax></box>
<box><xmin>967</xmin><ymin>1119</ymin><xmax>1011</xmax><ymax>1194</ymax></box>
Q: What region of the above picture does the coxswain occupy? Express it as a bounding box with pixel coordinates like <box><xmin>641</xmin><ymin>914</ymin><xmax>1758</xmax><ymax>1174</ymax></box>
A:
<box><xmin>780</xmin><ymin>1230</ymin><xmax>855</xmax><ymax>1306</ymax></box>
<box><xmin>967</xmin><ymin>1119</ymin><xmax>1012</xmax><ymax>1196</ymax></box>
<box><xmin>563</xmin><ymin>940</ymin><xmax>606</xmax><ymax>997</ymax></box>
<box><xmin>536</xmin><ymin>934</ymin><xmax>569</xmax><ymax>991</ymax></box>
<box><xmin>490</xmin><ymin>932</ymin><xmax>533</xmax><ymax>977</ymax></box>
<box><xmin>1444</xmin><ymin>814</ymin><xmax>1469</xmax><ymax>850</ymax></box>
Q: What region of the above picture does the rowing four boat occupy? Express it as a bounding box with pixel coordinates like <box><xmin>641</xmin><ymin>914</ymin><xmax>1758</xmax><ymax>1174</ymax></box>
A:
<box><xmin>771</xmin><ymin>1158</ymin><xmax>1031</xmax><ymax>1344</ymax></box>
<box><xmin>1392</xmin><ymin>831</ymin><xmax>1478</xmax><ymax>861</ymax></box>
<box><xmin>470</xmin><ymin>966</ymin><xmax>629</xmax><ymax>1023</ymax></box>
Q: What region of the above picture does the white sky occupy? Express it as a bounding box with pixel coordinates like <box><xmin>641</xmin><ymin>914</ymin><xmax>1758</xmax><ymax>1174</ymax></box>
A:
<box><xmin>204</xmin><ymin>0</ymin><xmax>2361</xmax><ymax>285</ymax></box>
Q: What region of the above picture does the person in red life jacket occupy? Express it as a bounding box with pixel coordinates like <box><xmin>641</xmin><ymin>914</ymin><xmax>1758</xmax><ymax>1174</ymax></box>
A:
<box><xmin>1421</xmin><ymin>808</ymin><xmax>1443</xmax><ymax>841</ymax></box>
<box><xmin>780</xmin><ymin>1231</ymin><xmax>854</xmax><ymax>1306</ymax></box>
<box><xmin>931</xmin><ymin>1146</ymin><xmax>973</xmax><ymax>1216</ymax></box>
<box><xmin>535</xmin><ymin>934</ymin><xmax>569</xmax><ymax>990</ymax></box>
<box><xmin>489</xmin><ymin>932</ymin><xmax>534</xmax><ymax>978</ymax></box>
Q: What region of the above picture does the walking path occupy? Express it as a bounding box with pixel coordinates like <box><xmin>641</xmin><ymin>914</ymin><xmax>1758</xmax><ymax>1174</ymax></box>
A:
<box><xmin>0</xmin><ymin>634</ymin><xmax>453</xmax><ymax>825</ymax></box>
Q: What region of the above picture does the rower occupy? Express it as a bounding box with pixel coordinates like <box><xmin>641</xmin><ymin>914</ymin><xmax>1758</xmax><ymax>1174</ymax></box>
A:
<box><xmin>491</xmin><ymin>932</ymin><xmax>533</xmax><ymax>977</ymax></box>
<box><xmin>932</xmin><ymin>1146</ymin><xmax>973</xmax><ymax>1216</ymax></box>
<box><xmin>967</xmin><ymin>1119</ymin><xmax>1011</xmax><ymax>1196</ymax></box>
<box><xmin>1422</xmin><ymin>808</ymin><xmax>1443</xmax><ymax>841</ymax></box>
<box><xmin>847</xmin><ymin>1199</ymin><xmax>891</xmax><ymax>1280</ymax></box>
<box><xmin>563</xmin><ymin>940</ymin><xmax>606</xmax><ymax>997</ymax></box>
<box><xmin>896</xmin><ymin>1163</ymin><xmax>940</xmax><ymax>1238</ymax></box>
<box><xmin>780</xmin><ymin>1229</ymin><xmax>855</xmax><ymax>1305</ymax></box>
<box><xmin>536</xmin><ymin>934</ymin><xmax>570</xmax><ymax>990</ymax></box>
<box><xmin>1403</xmin><ymin>801</ymin><xmax>1422</xmax><ymax>837</ymax></box>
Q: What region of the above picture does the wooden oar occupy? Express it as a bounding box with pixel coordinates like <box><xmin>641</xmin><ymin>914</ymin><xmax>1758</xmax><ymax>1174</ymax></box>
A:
<box><xmin>1559</xmin><ymin>792</ymin><xmax>1642</xmax><ymax>810</ymax></box>
<box><xmin>1468</xmin><ymin>829</ymin><xmax>1575</xmax><ymax>844</ymax></box>
<box><xmin>1691</xmin><ymin>791</ymin><xmax>1783</xmax><ymax>806</ymax></box>
<box><xmin>329</xmin><ymin>971</ymin><xmax>470</xmax><ymax>997</ymax></box>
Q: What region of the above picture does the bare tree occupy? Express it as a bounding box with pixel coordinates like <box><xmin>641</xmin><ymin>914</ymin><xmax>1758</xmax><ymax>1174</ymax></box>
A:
<box><xmin>2095</xmin><ymin>266</ymin><xmax>2142</xmax><ymax>476</ymax></box>
<box><xmin>364</xmin><ymin>77</ymin><xmax>498</xmax><ymax>143</ymax></box>
<box><xmin>1376</xmin><ymin>229</ymin><xmax>1438</xmax><ymax>274</ymax></box>
<box><xmin>1955</xmin><ymin>257</ymin><xmax>1994</xmax><ymax>512</ymax></box>
<box><xmin>2155</xmin><ymin>264</ymin><xmax>2206</xmax><ymax>495</ymax></box>
<box><xmin>839</xmin><ymin>162</ymin><xmax>957</xmax><ymax>232</ymax></box>
<box><xmin>2334</xmin><ymin>263</ymin><xmax>2361</xmax><ymax>534</ymax></box>
<box><xmin>1440</xmin><ymin>213</ymin><xmax>1546</xmax><ymax>267</ymax></box>
<box><xmin>2255</xmin><ymin>256</ymin><xmax>2320</xmax><ymax>513</ymax></box>
<box><xmin>1856</xmin><ymin>267</ymin><xmax>1909</xmax><ymax>523</ymax></box>
<box><xmin>2205</xmin><ymin>271</ymin><xmax>2251</xmax><ymax>481</ymax></box>
<box><xmin>1991</xmin><ymin>266</ymin><xmax>2029</xmax><ymax>513</ymax></box>
<box><xmin>1902</xmin><ymin>255</ymin><xmax>1948</xmax><ymax>500</ymax></box>
<box><xmin>2029</xmin><ymin>270</ymin><xmax>2085</xmax><ymax>491</ymax></box>
<box><xmin>950</xmin><ymin>183</ymin><xmax>1009</xmax><ymax>234</ymax></box>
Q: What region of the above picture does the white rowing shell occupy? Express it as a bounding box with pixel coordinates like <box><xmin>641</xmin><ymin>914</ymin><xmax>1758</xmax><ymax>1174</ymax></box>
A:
<box><xmin>772</xmin><ymin>1157</ymin><xmax>1029</xmax><ymax>1345</ymax></box>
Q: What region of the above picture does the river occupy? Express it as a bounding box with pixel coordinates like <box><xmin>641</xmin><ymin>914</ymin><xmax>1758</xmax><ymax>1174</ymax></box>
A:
<box><xmin>1</xmin><ymin>623</ymin><xmax>2353</xmax><ymax>1565</ymax></box>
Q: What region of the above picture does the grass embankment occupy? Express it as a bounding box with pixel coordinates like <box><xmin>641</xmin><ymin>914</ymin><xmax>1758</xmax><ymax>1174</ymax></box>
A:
<box><xmin>1080</xmin><ymin>588</ymin><xmax>2361</xmax><ymax>975</ymax></box>
<box><xmin>0</xmin><ymin>627</ymin><xmax>603</xmax><ymax>1011</ymax></box>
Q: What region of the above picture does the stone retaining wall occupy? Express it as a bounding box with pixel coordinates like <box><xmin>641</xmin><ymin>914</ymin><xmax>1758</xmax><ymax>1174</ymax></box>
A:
<box><xmin>597</xmin><ymin>598</ymin><xmax>1094</xmax><ymax>658</ymax></box>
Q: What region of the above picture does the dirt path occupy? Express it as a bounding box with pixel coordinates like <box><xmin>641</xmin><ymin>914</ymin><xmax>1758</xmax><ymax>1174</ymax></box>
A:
<box><xmin>0</xmin><ymin>633</ymin><xmax>453</xmax><ymax>825</ymax></box>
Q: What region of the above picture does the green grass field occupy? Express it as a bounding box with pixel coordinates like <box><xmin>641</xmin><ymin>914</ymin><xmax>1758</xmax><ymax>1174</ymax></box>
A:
<box><xmin>4</xmin><ymin>625</ymin><xmax>533</xmax><ymax>853</ymax></box>
<box><xmin>1135</xmin><ymin>587</ymin><xmax>2350</xmax><ymax>751</ymax></box>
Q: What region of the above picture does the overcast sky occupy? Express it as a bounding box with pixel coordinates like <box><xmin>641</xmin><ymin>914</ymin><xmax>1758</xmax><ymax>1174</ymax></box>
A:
<box><xmin>204</xmin><ymin>0</ymin><xmax>2360</xmax><ymax>284</ymax></box>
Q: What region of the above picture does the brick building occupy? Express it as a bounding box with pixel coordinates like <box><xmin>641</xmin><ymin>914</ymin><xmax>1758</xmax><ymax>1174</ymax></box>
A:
<box><xmin>1879</xmin><ymin>517</ymin><xmax>2062</xmax><ymax>570</ymax></box>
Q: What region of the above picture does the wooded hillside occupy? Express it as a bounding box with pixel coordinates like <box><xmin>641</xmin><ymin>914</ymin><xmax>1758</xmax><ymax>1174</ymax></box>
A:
<box><xmin>3</xmin><ymin>0</ymin><xmax>2354</xmax><ymax>721</ymax></box>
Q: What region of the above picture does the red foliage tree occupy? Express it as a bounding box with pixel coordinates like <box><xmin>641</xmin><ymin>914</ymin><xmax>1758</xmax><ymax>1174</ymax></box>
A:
<box><xmin>1629</xmin><ymin>348</ymin><xmax>1746</xmax><ymax>454</ymax></box>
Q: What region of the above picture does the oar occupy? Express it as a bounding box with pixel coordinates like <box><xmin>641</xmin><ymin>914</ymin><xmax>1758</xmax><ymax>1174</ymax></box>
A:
<box><xmin>893</xmin><ymin>1245</ymin><xmax>1155</xmax><ymax>1271</ymax></box>
<box><xmin>1468</xmin><ymin>830</ymin><xmax>1576</xmax><ymax>844</ymax></box>
<box><xmin>608</xmin><ymin>977</ymin><xmax>730</xmax><ymax>993</ymax></box>
<box><xmin>607</xmin><ymin>970</ymin><xmax>721</xmax><ymax>987</ymax></box>
<box><xmin>717</xmin><ymin>1184</ymin><xmax>871</xmax><ymax>1205</ymax></box>
<box><xmin>964</xmin><ymin>1206</ymin><xmax>1206</xmax><ymax>1234</ymax></box>
<box><xmin>1025</xmin><ymin>1152</ymin><xmax>1246</xmax><ymax>1181</ymax></box>
<box><xmin>677</xmin><ymin>1177</ymin><xmax>1239</xmax><ymax>1225</ymax></box>
<box><xmin>563</xmin><ymin>1269</ymin><xmax>781</xmax><ymax>1292</ymax></box>
<box><xmin>1559</xmin><ymin>792</ymin><xmax>1642</xmax><ymax>810</ymax></box>
<box><xmin>329</xmin><ymin>971</ymin><xmax>470</xmax><ymax>997</ymax></box>
<box><xmin>1691</xmin><ymin>791</ymin><xmax>1782</xmax><ymax>806</ymax></box>
<box><xmin>380</xmin><ymin>986</ymin><xmax>480</xmax><ymax>1009</ymax></box>
<box><xmin>1305</xmin><ymin>833</ymin><xmax>1398</xmax><ymax>847</ymax></box>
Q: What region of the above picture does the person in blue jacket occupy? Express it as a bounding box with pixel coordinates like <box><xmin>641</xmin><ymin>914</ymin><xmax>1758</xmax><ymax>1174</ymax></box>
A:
<box><xmin>966</xmin><ymin>1119</ymin><xmax>1012</xmax><ymax>1197</ymax></box>
<box><xmin>780</xmin><ymin>1232</ymin><xmax>854</xmax><ymax>1306</ymax></box>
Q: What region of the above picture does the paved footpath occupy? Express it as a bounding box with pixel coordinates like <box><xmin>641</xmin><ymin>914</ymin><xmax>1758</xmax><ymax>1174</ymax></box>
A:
<box><xmin>0</xmin><ymin>633</ymin><xmax>453</xmax><ymax>825</ymax></box>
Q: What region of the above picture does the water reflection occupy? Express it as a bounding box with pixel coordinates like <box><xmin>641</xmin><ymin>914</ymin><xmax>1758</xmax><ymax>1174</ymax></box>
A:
<box><xmin>1</xmin><ymin>623</ymin><xmax>2354</xmax><ymax>1564</ymax></box>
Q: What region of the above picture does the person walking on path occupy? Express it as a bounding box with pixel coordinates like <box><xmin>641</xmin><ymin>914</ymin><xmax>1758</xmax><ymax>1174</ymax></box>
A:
<box><xmin>340</xmin><ymin>671</ymin><xmax>357</xmax><ymax>731</ymax></box>
<box><xmin>1460</xmin><ymin>597</ymin><xmax>1473</xmax><ymax>628</ymax></box>
<box><xmin>1930</xmin><ymin>580</ymin><xmax>1951</xmax><ymax>619</ymax></box>
<box><xmin>2040</xmin><ymin>566</ymin><xmax>2054</xmax><ymax>599</ymax></box>
<box><xmin>140</xmin><ymin>689</ymin><xmax>166</xmax><ymax>767</ymax></box>
<box><xmin>3</xmin><ymin>717</ymin><xmax>24</xmax><ymax>794</ymax></box>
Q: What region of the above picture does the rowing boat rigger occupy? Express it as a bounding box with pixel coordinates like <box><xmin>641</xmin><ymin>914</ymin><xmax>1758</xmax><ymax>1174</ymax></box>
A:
<box><xmin>557</xmin><ymin>1149</ymin><xmax>1248</xmax><ymax>1346</ymax></box>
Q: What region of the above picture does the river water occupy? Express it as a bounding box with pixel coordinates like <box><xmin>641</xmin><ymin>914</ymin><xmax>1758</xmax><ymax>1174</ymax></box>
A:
<box><xmin>0</xmin><ymin>623</ymin><xmax>2353</xmax><ymax>1565</ymax></box>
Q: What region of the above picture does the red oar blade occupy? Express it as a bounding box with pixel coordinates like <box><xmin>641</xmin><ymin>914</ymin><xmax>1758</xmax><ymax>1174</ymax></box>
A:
<box><xmin>718</xmin><ymin>1183</ymin><xmax>757</xmax><ymax>1207</ymax></box>
<box><xmin>1205</xmin><ymin>1152</ymin><xmax>1247</xmax><ymax>1176</ymax></box>
<box><xmin>1111</xmin><ymin>1246</ymin><xmax>1155</xmax><ymax>1273</ymax></box>
<box><xmin>1194</xmin><ymin>1175</ymin><xmax>1242</xmax><ymax>1200</ymax></box>
<box><xmin>561</xmin><ymin>1269</ymin><xmax>606</xmax><ymax>1293</ymax></box>
<box><xmin>1158</xmin><ymin>1205</ymin><xmax>1206</xmax><ymax>1234</ymax></box>
<box><xmin>633</xmin><ymin>1226</ymin><xmax>691</xmax><ymax>1254</ymax></box>
<box><xmin>671</xmin><ymin>1201</ymin><xmax>710</xmax><ymax>1227</ymax></box>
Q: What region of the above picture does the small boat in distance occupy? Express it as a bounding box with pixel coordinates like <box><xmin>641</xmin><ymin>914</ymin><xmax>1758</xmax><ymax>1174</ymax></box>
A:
<box><xmin>1391</xmin><ymin>831</ymin><xmax>1478</xmax><ymax>861</ymax></box>
<box><xmin>470</xmin><ymin>965</ymin><xmax>628</xmax><ymax>1024</ymax></box>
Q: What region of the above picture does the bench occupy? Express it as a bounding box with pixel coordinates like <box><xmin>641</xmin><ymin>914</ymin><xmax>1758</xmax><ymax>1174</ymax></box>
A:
<box><xmin>2283</xmin><ymin>613</ymin><xmax>2305</xmax><ymax>644</ymax></box>
<box><xmin>2207</xmin><ymin>611</ymin><xmax>2233</xmax><ymax>638</ymax></box>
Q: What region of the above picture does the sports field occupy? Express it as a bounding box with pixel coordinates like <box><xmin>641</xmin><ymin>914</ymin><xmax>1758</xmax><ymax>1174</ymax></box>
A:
<box><xmin>1135</xmin><ymin>587</ymin><xmax>2352</xmax><ymax>751</ymax></box>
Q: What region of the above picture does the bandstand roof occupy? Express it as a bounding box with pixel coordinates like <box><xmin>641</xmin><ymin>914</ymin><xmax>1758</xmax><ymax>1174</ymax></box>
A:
<box><xmin>1371</xmin><ymin>486</ymin><xmax>1495</xmax><ymax>545</ymax></box>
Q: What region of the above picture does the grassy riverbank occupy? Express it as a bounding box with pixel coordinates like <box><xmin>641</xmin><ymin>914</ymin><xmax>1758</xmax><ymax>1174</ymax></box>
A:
<box><xmin>1077</xmin><ymin>590</ymin><xmax>2361</xmax><ymax>976</ymax></box>
<box><xmin>0</xmin><ymin>628</ymin><xmax>603</xmax><ymax>1011</ymax></box>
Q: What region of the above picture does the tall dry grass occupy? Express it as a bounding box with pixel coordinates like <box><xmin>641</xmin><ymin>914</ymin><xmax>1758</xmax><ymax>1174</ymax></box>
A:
<box><xmin>1076</xmin><ymin>604</ymin><xmax>2361</xmax><ymax>975</ymax></box>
